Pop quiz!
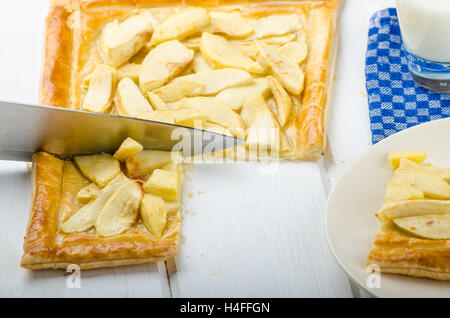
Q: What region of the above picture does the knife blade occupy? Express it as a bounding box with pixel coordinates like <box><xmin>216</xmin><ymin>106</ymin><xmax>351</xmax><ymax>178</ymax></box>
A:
<box><xmin>0</xmin><ymin>100</ymin><xmax>243</xmax><ymax>161</ymax></box>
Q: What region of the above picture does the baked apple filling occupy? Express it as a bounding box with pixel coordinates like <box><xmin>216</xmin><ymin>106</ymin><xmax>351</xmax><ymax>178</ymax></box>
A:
<box><xmin>60</xmin><ymin>138</ymin><xmax>182</xmax><ymax>239</ymax></box>
<box><xmin>79</xmin><ymin>6</ymin><xmax>313</xmax><ymax>159</ymax></box>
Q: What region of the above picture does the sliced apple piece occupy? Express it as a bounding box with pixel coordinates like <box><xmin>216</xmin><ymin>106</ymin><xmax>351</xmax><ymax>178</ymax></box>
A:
<box><xmin>250</xmin><ymin>14</ymin><xmax>301</xmax><ymax>39</ymax></box>
<box><xmin>153</xmin><ymin>81</ymin><xmax>205</xmax><ymax>103</ymax></box>
<box><xmin>399</xmin><ymin>158</ymin><xmax>450</xmax><ymax>182</ymax></box>
<box><xmin>117</xmin><ymin>63</ymin><xmax>141</xmax><ymax>83</ymax></box>
<box><xmin>193</xmin><ymin>53</ymin><xmax>213</xmax><ymax>73</ymax></box>
<box><xmin>377</xmin><ymin>200</ymin><xmax>450</xmax><ymax>220</ymax></box>
<box><xmin>399</xmin><ymin>158</ymin><xmax>425</xmax><ymax>169</ymax></box>
<box><xmin>147</xmin><ymin>92</ymin><xmax>169</xmax><ymax>110</ymax></box>
<box><xmin>138</xmin><ymin>110</ymin><xmax>175</xmax><ymax>124</ymax></box>
<box><xmin>202</xmin><ymin>123</ymin><xmax>233</xmax><ymax>137</ymax></box>
<box><xmin>161</xmin><ymin>161</ymin><xmax>182</xmax><ymax>171</ymax></box>
<box><xmin>216</xmin><ymin>78</ymin><xmax>270</xmax><ymax>111</ymax></box>
<box><xmin>139</xmin><ymin>40</ymin><xmax>194</xmax><ymax>92</ymax></box>
<box><xmin>151</xmin><ymin>7</ymin><xmax>210</xmax><ymax>45</ymax></box>
<box><xmin>115</xmin><ymin>77</ymin><xmax>153</xmax><ymax>116</ymax></box>
<box><xmin>206</xmin><ymin>11</ymin><xmax>253</xmax><ymax>38</ymax></box>
<box><xmin>388</xmin><ymin>151</ymin><xmax>427</xmax><ymax>169</ymax></box>
<box><xmin>393</xmin><ymin>215</ymin><xmax>450</xmax><ymax>240</ymax></box>
<box><xmin>255</xmin><ymin>42</ymin><xmax>304</xmax><ymax>95</ymax></box>
<box><xmin>200</xmin><ymin>32</ymin><xmax>255</xmax><ymax>71</ymax></box>
<box><xmin>172</xmin><ymin>68</ymin><xmax>253</xmax><ymax>95</ymax></box>
<box><xmin>60</xmin><ymin>161</ymin><xmax>89</xmax><ymax>223</ymax></box>
<box><xmin>246</xmin><ymin>111</ymin><xmax>289</xmax><ymax>153</ymax></box>
<box><xmin>278</xmin><ymin>40</ymin><xmax>308</xmax><ymax>65</ymax></box>
<box><xmin>143</xmin><ymin>169</ymin><xmax>183</xmax><ymax>202</ymax></box>
<box><xmin>178</xmin><ymin>97</ymin><xmax>246</xmax><ymax>139</ymax></box>
<box><xmin>384</xmin><ymin>182</ymin><xmax>425</xmax><ymax>203</ymax></box>
<box><xmin>60</xmin><ymin>173</ymin><xmax>128</xmax><ymax>233</ymax></box>
<box><xmin>232</xmin><ymin>35</ymin><xmax>296</xmax><ymax>55</ymax></box>
<box><xmin>76</xmin><ymin>183</ymin><xmax>101</xmax><ymax>204</ymax></box>
<box><xmin>246</xmin><ymin>62</ymin><xmax>266</xmax><ymax>75</ymax></box>
<box><xmin>74</xmin><ymin>153</ymin><xmax>120</xmax><ymax>188</ymax></box>
<box><xmin>126</xmin><ymin>150</ymin><xmax>180</xmax><ymax>178</ymax></box>
<box><xmin>82</xmin><ymin>64</ymin><xmax>116</xmax><ymax>113</ymax></box>
<box><xmin>139</xmin><ymin>109</ymin><xmax>206</xmax><ymax>127</ymax></box>
<box><xmin>260</xmin><ymin>33</ymin><xmax>297</xmax><ymax>45</ymax></box>
<box><xmin>232</xmin><ymin>41</ymin><xmax>259</xmax><ymax>59</ymax></box>
<box><xmin>171</xmin><ymin>109</ymin><xmax>208</xmax><ymax>127</ymax></box>
<box><xmin>240</xmin><ymin>94</ymin><xmax>271</xmax><ymax>128</ymax></box>
<box><xmin>140</xmin><ymin>194</ymin><xmax>168</xmax><ymax>238</ymax></box>
<box><xmin>267</xmin><ymin>75</ymin><xmax>293</xmax><ymax>126</ymax></box>
<box><xmin>258</xmin><ymin>33</ymin><xmax>297</xmax><ymax>45</ymax></box>
<box><xmin>100</xmin><ymin>12</ymin><xmax>154</xmax><ymax>67</ymax></box>
<box><xmin>96</xmin><ymin>180</ymin><xmax>143</xmax><ymax>237</ymax></box>
<box><xmin>113</xmin><ymin>137</ymin><xmax>143</xmax><ymax>162</ymax></box>
<box><xmin>182</xmin><ymin>36</ymin><xmax>201</xmax><ymax>51</ymax></box>
<box><xmin>130</xmin><ymin>45</ymin><xmax>152</xmax><ymax>64</ymax></box>
<box><xmin>391</xmin><ymin>167</ymin><xmax>450</xmax><ymax>199</ymax></box>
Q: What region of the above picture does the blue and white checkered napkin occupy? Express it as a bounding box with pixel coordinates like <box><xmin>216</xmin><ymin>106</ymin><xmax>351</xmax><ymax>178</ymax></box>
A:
<box><xmin>365</xmin><ymin>8</ymin><xmax>450</xmax><ymax>144</ymax></box>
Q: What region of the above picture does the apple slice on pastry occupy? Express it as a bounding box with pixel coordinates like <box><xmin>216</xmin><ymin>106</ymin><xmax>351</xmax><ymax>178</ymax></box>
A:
<box><xmin>113</xmin><ymin>137</ymin><xmax>144</xmax><ymax>162</ymax></box>
<box><xmin>74</xmin><ymin>153</ymin><xmax>121</xmax><ymax>188</ymax></box>
<box><xmin>100</xmin><ymin>12</ymin><xmax>154</xmax><ymax>67</ymax></box>
<box><xmin>82</xmin><ymin>64</ymin><xmax>116</xmax><ymax>113</ymax></box>
<box><xmin>393</xmin><ymin>215</ymin><xmax>450</xmax><ymax>240</ymax></box>
<box><xmin>171</xmin><ymin>68</ymin><xmax>254</xmax><ymax>96</ymax></box>
<box><xmin>178</xmin><ymin>97</ymin><xmax>246</xmax><ymax>139</ymax></box>
<box><xmin>152</xmin><ymin>81</ymin><xmax>205</xmax><ymax>103</ymax></box>
<box><xmin>200</xmin><ymin>32</ymin><xmax>255</xmax><ymax>71</ymax></box>
<box><xmin>140</xmin><ymin>194</ymin><xmax>168</xmax><ymax>238</ymax></box>
<box><xmin>139</xmin><ymin>40</ymin><xmax>194</xmax><ymax>92</ymax></box>
<box><xmin>376</xmin><ymin>199</ymin><xmax>450</xmax><ymax>220</ymax></box>
<box><xmin>60</xmin><ymin>173</ymin><xmax>129</xmax><ymax>233</ymax></box>
<box><xmin>151</xmin><ymin>7</ymin><xmax>210</xmax><ymax>45</ymax></box>
<box><xmin>255</xmin><ymin>42</ymin><xmax>304</xmax><ymax>95</ymax></box>
<box><xmin>206</xmin><ymin>11</ymin><xmax>253</xmax><ymax>38</ymax></box>
<box><xmin>391</xmin><ymin>167</ymin><xmax>450</xmax><ymax>199</ymax></box>
<box><xmin>249</xmin><ymin>14</ymin><xmax>301</xmax><ymax>39</ymax></box>
<box><xmin>95</xmin><ymin>180</ymin><xmax>143</xmax><ymax>237</ymax></box>
<box><xmin>216</xmin><ymin>78</ymin><xmax>270</xmax><ymax>111</ymax></box>
<box><xmin>115</xmin><ymin>77</ymin><xmax>154</xmax><ymax>116</ymax></box>
<box><xmin>77</xmin><ymin>183</ymin><xmax>101</xmax><ymax>204</ymax></box>
<box><xmin>267</xmin><ymin>75</ymin><xmax>293</xmax><ymax>127</ymax></box>
<box><xmin>126</xmin><ymin>150</ymin><xmax>180</xmax><ymax>178</ymax></box>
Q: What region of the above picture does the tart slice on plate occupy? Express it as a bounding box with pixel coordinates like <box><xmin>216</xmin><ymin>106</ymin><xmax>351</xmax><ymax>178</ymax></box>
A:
<box><xmin>367</xmin><ymin>151</ymin><xmax>450</xmax><ymax>280</ymax></box>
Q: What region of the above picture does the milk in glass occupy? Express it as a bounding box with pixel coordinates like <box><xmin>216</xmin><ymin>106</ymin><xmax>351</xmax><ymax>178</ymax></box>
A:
<box><xmin>396</xmin><ymin>0</ymin><xmax>450</xmax><ymax>91</ymax></box>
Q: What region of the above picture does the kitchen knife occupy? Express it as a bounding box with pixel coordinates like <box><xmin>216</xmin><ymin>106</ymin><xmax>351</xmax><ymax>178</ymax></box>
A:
<box><xmin>0</xmin><ymin>100</ymin><xmax>243</xmax><ymax>161</ymax></box>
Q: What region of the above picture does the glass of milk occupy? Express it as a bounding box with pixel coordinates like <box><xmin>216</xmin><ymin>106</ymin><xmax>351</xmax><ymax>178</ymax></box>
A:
<box><xmin>396</xmin><ymin>0</ymin><xmax>450</xmax><ymax>92</ymax></box>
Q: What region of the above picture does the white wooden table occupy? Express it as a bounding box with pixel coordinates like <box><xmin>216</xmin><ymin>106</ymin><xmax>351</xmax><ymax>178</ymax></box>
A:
<box><xmin>0</xmin><ymin>0</ymin><xmax>395</xmax><ymax>297</ymax></box>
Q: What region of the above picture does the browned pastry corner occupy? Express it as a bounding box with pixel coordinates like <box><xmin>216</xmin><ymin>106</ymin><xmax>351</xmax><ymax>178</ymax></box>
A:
<box><xmin>366</xmin><ymin>231</ymin><xmax>450</xmax><ymax>281</ymax></box>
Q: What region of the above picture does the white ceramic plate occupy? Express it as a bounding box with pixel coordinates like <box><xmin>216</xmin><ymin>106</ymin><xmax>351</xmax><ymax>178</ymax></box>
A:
<box><xmin>326</xmin><ymin>118</ymin><xmax>450</xmax><ymax>298</ymax></box>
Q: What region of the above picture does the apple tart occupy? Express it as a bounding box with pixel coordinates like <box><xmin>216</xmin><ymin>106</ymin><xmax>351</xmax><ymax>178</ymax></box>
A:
<box><xmin>41</xmin><ymin>0</ymin><xmax>341</xmax><ymax>160</ymax></box>
<box><xmin>21</xmin><ymin>138</ymin><xmax>183</xmax><ymax>269</ymax></box>
<box><xmin>366</xmin><ymin>151</ymin><xmax>450</xmax><ymax>281</ymax></box>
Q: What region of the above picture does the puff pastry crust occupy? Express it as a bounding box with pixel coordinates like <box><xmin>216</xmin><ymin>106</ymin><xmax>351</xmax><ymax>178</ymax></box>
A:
<box><xmin>367</xmin><ymin>231</ymin><xmax>450</xmax><ymax>281</ymax></box>
<box><xmin>367</xmin><ymin>186</ymin><xmax>450</xmax><ymax>280</ymax></box>
<box><xmin>41</xmin><ymin>0</ymin><xmax>341</xmax><ymax>160</ymax></box>
<box><xmin>21</xmin><ymin>152</ymin><xmax>180</xmax><ymax>270</ymax></box>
